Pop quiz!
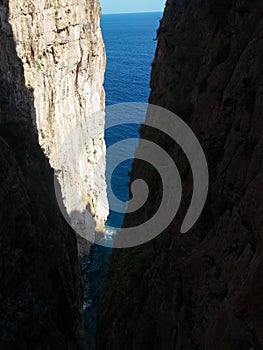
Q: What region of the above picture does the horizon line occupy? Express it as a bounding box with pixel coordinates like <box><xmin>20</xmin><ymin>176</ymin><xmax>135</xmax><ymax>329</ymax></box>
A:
<box><xmin>102</xmin><ymin>10</ymin><xmax>163</xmax><ymax>16</ymax></box>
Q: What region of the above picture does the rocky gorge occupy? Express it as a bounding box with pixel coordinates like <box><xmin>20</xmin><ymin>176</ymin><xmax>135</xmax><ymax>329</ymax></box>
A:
<box><xmin>0</xmin><ymin>0</ymin><xmax>262</xmax><ymax>349</ymax></box>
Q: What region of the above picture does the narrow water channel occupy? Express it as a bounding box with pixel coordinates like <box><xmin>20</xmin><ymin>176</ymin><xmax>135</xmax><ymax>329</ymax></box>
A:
<box><xmin>82</xmin><ymin>12</ymin><xmax>161</xmax><ymax>349</ymax></box>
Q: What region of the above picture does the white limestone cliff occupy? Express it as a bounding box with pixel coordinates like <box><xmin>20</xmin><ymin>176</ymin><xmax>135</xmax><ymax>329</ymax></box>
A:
<box><xmin>8</xmin><ymin>0</ymin><xmax>109</xmax><ymax>250</ymax></box>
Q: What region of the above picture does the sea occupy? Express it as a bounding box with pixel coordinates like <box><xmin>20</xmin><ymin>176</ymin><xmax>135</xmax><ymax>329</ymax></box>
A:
<box><xmin>82</xmin><ymin>12</ymin><xmax>162</xmax><ymax>348</ymax></box>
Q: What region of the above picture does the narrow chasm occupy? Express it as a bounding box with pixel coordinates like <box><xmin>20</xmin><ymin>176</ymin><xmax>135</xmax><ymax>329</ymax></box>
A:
<box><xmin>82</xmin><ymin>11</ymin><xmax>161</xmax><ymax>349</ymax></box>
<box><xmin>2</xmin><ymin>0</ymin><xmax>262</xmax><ymax>349</ymax></box>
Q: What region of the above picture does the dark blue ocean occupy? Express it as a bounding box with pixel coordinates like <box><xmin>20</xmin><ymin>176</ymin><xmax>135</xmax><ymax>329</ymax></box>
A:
<box><xmin>104</xmin><ymin>11</ymin><xmax>162</xmax><ymax>227</ymax></box>
<box><xmin>82</xmin><ymin>12</ymin><xmax>162</xmax><ymax>349</ymax></box>
<box><xmin>103</xmin><ymin>12</ymin><xmax>161</xmax><ymax>105</ymax></box>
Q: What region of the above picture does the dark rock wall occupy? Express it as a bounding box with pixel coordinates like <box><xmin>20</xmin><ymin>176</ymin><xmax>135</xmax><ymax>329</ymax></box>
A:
<box><xmin>0</xmin><ymin>2</ymin><xmax>86</xmax><ymax>349</ymax></box>
<box><xmin>97</xmin><ymin>0</ymin><xmax>263</xmax><ymax>349</ymax></box>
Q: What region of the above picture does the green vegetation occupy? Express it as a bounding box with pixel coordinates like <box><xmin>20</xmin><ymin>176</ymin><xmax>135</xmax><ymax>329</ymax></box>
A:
<box><xmin>36</xmin><ymin>62</ymin><xmax>42</xmax><ymax>71</ymax></box>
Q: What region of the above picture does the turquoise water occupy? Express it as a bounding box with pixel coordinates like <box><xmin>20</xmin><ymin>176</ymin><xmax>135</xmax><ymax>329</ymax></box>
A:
<box><xmin>82</xmin><ymin>12</ymin><xmax>161</xmax><ymax>349</ymax></box>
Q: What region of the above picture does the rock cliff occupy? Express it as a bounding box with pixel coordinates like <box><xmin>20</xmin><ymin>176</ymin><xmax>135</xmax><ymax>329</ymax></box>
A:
<box><xmin>8</xmin><ymin>0</ymin><xmax>109</xmax><ymax>253</ymax></box>
<box><xmin>0</xmin><ymin>0</ymin><xmax>107</xmax><ymax>348</ymax></box>
<box><xmin>97</xmin><ymin>0</ymin><xmax>263</xmax><ymax>349</ymax></box>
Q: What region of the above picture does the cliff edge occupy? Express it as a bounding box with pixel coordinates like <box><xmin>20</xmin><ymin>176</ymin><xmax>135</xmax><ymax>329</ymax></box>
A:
<box><xmin>0</xmin><ymin>0</ymin><xmax>102</xmax><ymax>348</ymax></box>
<box><xmin>8</xmin><ymin>0</ymin><xmax>109</xmax><ymax>255</ymax></box>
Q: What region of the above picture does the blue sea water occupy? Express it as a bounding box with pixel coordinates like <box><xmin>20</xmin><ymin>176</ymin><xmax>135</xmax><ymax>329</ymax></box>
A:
<box><xmin>104</xmin><ymin>11</ymin><xmax>161</xmax><ymax>228</ymax></box>
<box><xmin>103</xmin><ymin>12</ymin><xmax>161</xmax><ymax>105</ymax></box>
<box><xmin>82</xmin><ymin>12</ymin><xmax>162</xmax><ymax>349</ymax></box>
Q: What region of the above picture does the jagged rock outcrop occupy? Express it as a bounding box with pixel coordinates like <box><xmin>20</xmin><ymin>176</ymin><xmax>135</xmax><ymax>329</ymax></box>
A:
<box><xmin>97</xmin><ymin>1</ymin><xmax>263</xmax><ymax>349</ymax></box>
<box><xmin>0</xmin><ymin>1</ymin><xmax>87</xmax><ymax>348</ymax></box>
<box><xmin>8</xmin><ymin>0</ymin><xmax>109</xmax><ymax>252</ymax></box>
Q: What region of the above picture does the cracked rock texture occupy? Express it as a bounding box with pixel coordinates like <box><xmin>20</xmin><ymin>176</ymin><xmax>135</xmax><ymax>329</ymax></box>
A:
<box><xmin>0</xmin><ymin>1</ymin><xmax>86</xmax><ymax>348</ymax></box>
<box><xmin>97</xmin><ymin>0</ymin><xmax>263</xmax><ymax>349</ymax></box>
<box><xmin>9</xmin><ymin>0</ymin><xmax>109</xmax><ymax>253</ymax></box>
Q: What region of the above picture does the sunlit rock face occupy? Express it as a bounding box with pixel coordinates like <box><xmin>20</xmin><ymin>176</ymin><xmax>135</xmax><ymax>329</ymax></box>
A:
<box><xmin>9</xmin><ymin>0</ymin><xmax>109</xmax><ymax>252</ymax></box>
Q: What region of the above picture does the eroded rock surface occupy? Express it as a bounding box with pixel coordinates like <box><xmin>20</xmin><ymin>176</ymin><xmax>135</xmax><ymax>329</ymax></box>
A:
<box><xmin>9</xmin><ymin>0</ymin><xmax>109</xmax><ymax>252</ymax></box>
<box><xmin>0</xmin><ymin>1</ymin><xmax>86</xmax><ymax>348</ymax></box>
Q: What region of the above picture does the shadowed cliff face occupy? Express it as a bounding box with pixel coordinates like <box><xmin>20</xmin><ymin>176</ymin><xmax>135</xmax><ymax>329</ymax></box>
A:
<box><xmin>0</xmin><ymin>2</ymin><xmax>86</xmax><ymax>348</ymax></box>
<box><xmin>97</xmin><ymin>0</ymin><xmax>263</xmax><ymax>349</ymax></box>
